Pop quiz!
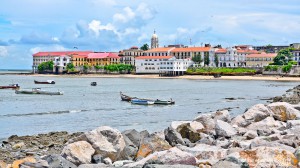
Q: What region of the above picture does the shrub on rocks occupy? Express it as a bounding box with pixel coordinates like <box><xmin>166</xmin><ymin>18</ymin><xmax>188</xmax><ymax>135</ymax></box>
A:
<box><xmin>67</xmin><ymin>126</ymin><xmax>126</xmax><ymax>162</ymax></box>
<box><xmin>61</xmin><ymin>141</ymin><xmax>95</xmax><ymax>166</ymax></box>
<box><xmin>267</xmin><ymin>102</ymin><xmax>300</xmax><ymax>121</ymax></box>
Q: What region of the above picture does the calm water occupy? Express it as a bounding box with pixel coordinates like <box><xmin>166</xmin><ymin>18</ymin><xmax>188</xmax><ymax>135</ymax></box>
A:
<box><xmin>0</xmin><ymin>75</ymin><xmax>298</xmax><ymax>139</ymax></box>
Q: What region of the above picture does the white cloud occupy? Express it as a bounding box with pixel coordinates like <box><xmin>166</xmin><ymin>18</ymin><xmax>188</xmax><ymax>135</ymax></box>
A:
<box><xmin>113</xmin><ymin>7</ymin><xmax>135</xmax><ymax>23</ymax></box>
<box><xmin>136</xmin><ymin>3</ymin><xmax>155</xmax><ymax>20</ymax></box>
<box><xmin>52</xmin><ymin>37</ymin><xmax>60</xmax><ymax>42</ymax></box>
<box><xmin>30</xmin><ymin>45</ymin><xmax>69</xmax><ymax>54</ymax></box>
<box><xmin>92</xmin><ymin>0</ymin><xmax>116</xmax><ymax>6</ymax></box>
<box><xmin>88</xmin><ymin>20</ymin><xmax>116</xmax><ymax>37</ymax></box>
<box><xmin>0</xmin><ymin>46</ymin><xmax>8</xmax><ymax>57</ymax></box>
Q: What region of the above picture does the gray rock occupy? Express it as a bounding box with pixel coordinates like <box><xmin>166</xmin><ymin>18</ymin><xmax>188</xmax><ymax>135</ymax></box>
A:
<box><xmin>176</xmin><ymin>122</ymin><xmax>202</xmax><ymax>143</ymax></box>
<box><xmin>77</xmin><ymin>163</ymin><xmax>113</xmax><ymax>168</ymax></box>
<box><xmin>267</xmin><ymin>102</ymin><xmax>300</xmax><ymax>121</ymax></box>
<box><xmin>113</xmin><ymin>160</ymin><xmax>134</xmax><ymax>167</ymax></box>
<box><xmin>294</xmin><ymin>147</ymin><xmax>300</xmax><ymax>161</ymax></box>
<box><xmin>194</xmin><ymin>114</ymin><xmax>216</xmax><ymax>135</ymax></box>
<box><xmin>287</xmin><ymin>120</ymin><xmax>300</xmax><ymax>129</ymax></box>
<box><xmin>231</xmin><ymin>115</ymin><xmax>248</xmax><ymax>128</ymax></box>
<box><xmin>243</xmin><ymin>130</ymin><xmax>258</xmax><ymax>140</ymax></box>
<box><xmin>122</xmin><ymin>129</ymin><xmax>141</xmax><ymax>147</ymax></box>
<box><xmin>61</xmin><ymin>141</ymin><xmax>95</xmax><ymax>166</ymax></box>
<box><xmin>43</xmin><ymin>154</ymin><xmax>77</xmax><ymax>168</ymax></box>
<box><xmin>21</xmin><ymin>160</ymin><xmax>49</xmax><ymax>168</ymax></box>
<box><xmin>215</xmin><ymin>120</ymin><xmax>237</xmax><ymax>138</ymax></box>
<box><xmin>164</xmin><ymin>127</ymin><xmax>185</xmax><ymax>146</ymax></box>
<box><xmin>212</xmin><ymin>156</ymin><xmax>249</xmax><ymax>168</ymax></box>
<box><xmin>121</xmin><ymin>134</ymin><xmax>138</xmax><ymax>160</ymax></box>
<box><xmin>68</xmin><ymin>126</ymin><xmax>126</xmax><ymax>162</ymax></box>
<box><xmin>213</xmin><ymin>110</ymin><xmax>231</xmax><ymax>123</ymax></box>
<box><xmin>103</xmin><ymin>157</ymin><xmax>112</xmax><ymax>165</ymax></box>
<box><xmin>142</xmin><ymin>164</ymin><xmax>198</xmax><ymax>168</ymax></box>
<box><xmin>92</xmin><ymin>154</ymin><xmax>103</xmax><ymax>164</ymax></box>
<box><xmin>243</xmin><ymin>104</ymin><xmax>271</xmax><ymax>122</ymax></box>
<box><xmin>246</xmin><ymin>117</ymin><xmax>285</xmax><ymax>132</ymax></box>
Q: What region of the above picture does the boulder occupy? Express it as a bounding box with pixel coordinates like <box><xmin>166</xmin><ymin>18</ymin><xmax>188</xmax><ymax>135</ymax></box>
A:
<box><xmin>267</xmin><ymin>102</ymin><xmax>300</xmax><ymax>121</ymax></box>
<box><xmin>43</xmin><ymin>154</ymin><xmax>77</xmax><ymax>168</ymax></box>
<box><xmin>164</xmin><ymin>127</ymin><xmax>185</xmax><ymax>146</ymax></box>
<box><xmin>122</xmin><ymin>129</ymin><xmax>141</xmax><ymax>147</ymax></box>
<box><xmin>103</xmin><ymin>157</ymin><xmax>112</xmax><ymax>165</ymax></box>
<box><xmin>77</xmin><ymin>163</ymin><xmax>112</xmax><ymax>168</ymax></box>
<box><xmin>61</xmin><ymin>141</ymin><xmax>95</xmax><ymax>166</ymax></box>
<box><xmin>249</xmin><ymin>137</ymin><xmax>295</xmax><ymax>153</ymax></box>
<box><xmin>0</xmin><ymin>160</ymin><xmax>7</xmax><ymax>168</ymax></box>
<box><xmin>121</xmin><ymin>134</ymin><xmax>138</xmax><ymax>160</ymax></box>
<box><xmin>170</xmin><ymin>121</ymin><xmax>190</xmax><ymax>130</ymax></box>
<box><xmin>215</xmin><ymin>120</ymin><xmax>237</xmax><ymax>138</ymax></box>
<box><xmin>124</xmin><ymin>147</ymin><xmax>197</xmax><ymax>167</ymax></box>
<box><xmin>92</xmin><ymin>154</ymin><xmax>103</xmax><ymax>164</ymax></box>
<box><xmin>243</xmin><ymin>130</ymin><xmax>258</xmax><ymax>140</ymax></box>
<box><xmin>12</xmin><ymin>157</ymin><xmax>36</xmax><ymax>168</ymax></box>
<box><xmin>20</xmin><ymin>160</ymin><xmax>49</xmax><ymax>168</ymax></box>
<box><xmin>212</xmin><ymin>110</ymin><xmax>231</xmax><ymax>123</ymax></box>
<box><xmin>112</xmin><ymin>160</ymin><xmax>134</xmax><ymax>167</ymax></box>
<box><xmin>143</xmin><ymin>164</ymin><xmax>198</xmax><ymax>168</ymax></box>
<box><xmin>194</xmin><ymin>114</ymin><xmax>215</xmax><ymax>135</ymax></box>
<box><xmin>294</xmin><ymin>147</ymin><xmax>300</xmax><ymax>161</ymax></box>
<box><xmin>197</xmin><ymin>133</ymin><xmax>215</xmax><ymax>146</ymax></box>
<box><xmin>212</xmin><ymin>156</ymin><xmax>249</xmax><ymax>168</ymax></box>
<box><xmin>176</xmin><ymin>122</ymin><xmax>203</xmax><ymax>143</ymax></box>
<box><xmin>243</xmin><ymin>104</ymin><xmax>271</xmax><ymax>122</ymax></box>
<box><xmin>230</xmin><ymin>115</ymin><xmax>248</xmax><ymax>128</ymax></box>
<box><xmin>228</xmin><ymin>147</ymin><xmax>298</xmax><ymax>167</ymax></box>
<box><xmin>177</xmin><ymin>144</ymin><xmax>228</xmax><ymax>165</ymax></box>
<box><xmin>68</xmin><ymin>126</ymin><xmax>126</xmax><ymax>162</ymax></box>
<box><xmin>136</xmin><ymin>134</ymin><xmax>171</xmax><ymax>160</ymax></box>
<box><xmin>246</xmin><ymin>117</ymin><xmax>285</xmax><ymax>132</ymax></box>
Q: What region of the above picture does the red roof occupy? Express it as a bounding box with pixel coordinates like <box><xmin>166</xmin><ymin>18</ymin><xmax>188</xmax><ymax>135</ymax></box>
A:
<box><xmin>172</xmin><ymin>47</ymin><xmax>210</xmax><ymax>52</ymax></box>
<box><xmin>246</xmin><ymin>52</ymin><xmax>277</xmax><ymax>58</ymax></box>
<box><xmin>136</xmin><ymin>56</ymin><xmax>173</xmax><ymax>60</ymax></box>
<box><xmin>216</xmin><ymin>49</ymin><xmax>227</xmax><ymax>53</ymax></box>
<box><xmin>87</xmin><ymin>53</ymin><xmax>120</xmax><ymax>59</ymax></box>
<box><xmin>33</xmin><ymin>51</ymin><xmax>93</xmax><ymax>57</ymax></box>
<box><xmin>145</xmin><ymin>47</ymin><xmax>174</xmax><ymax>53</ymax></box>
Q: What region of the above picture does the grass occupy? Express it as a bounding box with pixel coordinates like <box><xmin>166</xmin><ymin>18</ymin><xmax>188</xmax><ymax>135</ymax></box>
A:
<box><xmin>186</xmin><ymin>67</ymin><xmax>257</xmax><ymax>76</ymax></box>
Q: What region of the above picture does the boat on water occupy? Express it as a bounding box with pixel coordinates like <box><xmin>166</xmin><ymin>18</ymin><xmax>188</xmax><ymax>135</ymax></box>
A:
<box><xmin>131</xmin><ymin>98</ymin><xmax>155</xmax><ymax>105</ymax></box>
<box><xmin>154</xmin><ymin>99</ymin><xmax>175</xmax><ymax>105</ymax></box>
<box><xmin>34</xmin><ymin>80</ymin><xmax>55</xmax><ymax>84</ymax></box>
<box><xmin>213</xmin><ymin>74</ymin><xmax>221</xmax><ymax>78</ymax></box>
<box><xmin>15</xmin><ymin>88</ymin><xmax>63</xmax><ymax>95</ymax></box>
<box><xmin>0</xmin><ymin>84</ymin><xmax>20</xmax><ymax>89</ymax></box>
<box><xmin>120</xmin><ymin>92</ymin><xmax>137</xmax><ymax>101</ymax></box>
<box><xmin>91</xmin><ymin>82</ymin><xmax>97</xmax><ymax>86</ymax></box>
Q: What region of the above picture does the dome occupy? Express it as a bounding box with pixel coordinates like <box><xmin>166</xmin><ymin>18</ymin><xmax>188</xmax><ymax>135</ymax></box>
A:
<box><xmin>152</xmin><ymin>33</ymin><xmax>158</xmax><ymax>39</ymax></box>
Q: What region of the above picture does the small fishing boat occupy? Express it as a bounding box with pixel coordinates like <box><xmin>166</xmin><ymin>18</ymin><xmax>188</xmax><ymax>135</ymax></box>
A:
<box><xmin>0</xmin><ymin>84</ymin><xmax>20</xmax><ymax>89</ymax></box>
<box><xmin>213</xmin><ymin>74</ymin><xmax>221</xmax><ymax>78</ymax></box>
<box><xmin>120</xmin><ymin>92</ymin><xmax>137</xmax><ymax>101</ymax></box>
<box><xmin>34</xmin><ymin>80</ymin><xmax>55</xmax><ymax>84</ymax></box>
<box><xmin>154</xmin><ymin>99</ymin><xmax>175</xmax><ymax>105</ymax></box>
<box><xmin>131</xmin><ymin>98</ymin><xmax>155</xmax><ymax>105</ymax></box>
<box><xmin>91</xmin><ymin>82</ymin><xmax>97</xmax><ymax>86</ymax></box>
<box><xmin>15</xmin><ymin>88</ymin><xmax>63</xmax><ymax>95</ymax></box>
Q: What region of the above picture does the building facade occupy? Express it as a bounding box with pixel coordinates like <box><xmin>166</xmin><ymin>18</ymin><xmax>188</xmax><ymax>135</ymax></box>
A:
<box><xmin>53</xmin><ymin>56</ymin><xmax>71</xmax><ymax>73</ymax></box>
<box><xmin>119</xmin><ymin>46</ymin><xmax>144</xmax><ymax>66</ymax></box>
<box><xmin>135</xmin><ymin>56</ymin><xmax>193</xmax><ymax>75</ymax></box>
<box><xmin>293</xmin><ymin>50</ymin><xmax>300</xmax><ymax>65</ymax></box>
<box><xmin>246</xmin><ymin>52</ymin><xmax>277</xmax><ymax>67</ymax></box>
<box><xmin>151</xmin><ymin>30</ymin><xmax>159</xmax><ymax>49</ymax></box>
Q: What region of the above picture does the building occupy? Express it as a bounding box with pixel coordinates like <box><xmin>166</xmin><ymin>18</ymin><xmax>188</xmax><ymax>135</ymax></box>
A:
<box><xmin>86</xmin><ymin>52</ymin><xmax>120</xmax><ymax>66</ymax></box>
<box><xmin>135</xmin><ymin>56</ymin><xmax>193</xmax><ymax>75</ymax></box>
<box><xmin>293</xmin><ymin>50</ymin><xmax>300</xmax><ymax>65</ymax></box>
<box><xmin>53</xmin><ymin>56</ymin><xmax>71</xmax><ymax>73</ymax></box>
<box><xmin>151</xmin><ymin>30</ymin><xmax>159</xmax><ymax>49</ymax></box>
<box><xmin>32</xmin><ymin>51</ymin><xmax>92</xmax><ymax>73</ymax></box>
<box><xmin>246</xmin><ymin>52</ymin><xmax>277</xmax><ymax>67</ymax></box>
<box><xmin>119</xmin><ymin>46</ymin><xmax>144</xmax><ymax>66</ymax></box>
<box><xmin>253</xmin><ymin>45</ymin><xmax>289</xmax><ymax>53</ymax></box>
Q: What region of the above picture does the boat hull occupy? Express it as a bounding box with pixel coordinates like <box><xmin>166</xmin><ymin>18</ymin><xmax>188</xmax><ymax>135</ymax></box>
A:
<box><xmin>131</xmin><ymin>99</ymin><xmax>154</xmax><ymax>105</ymax></box>
<box><xmin>34</xmin><ymin>80</ymin><xmax>55</xmax><ymax>84</ymax></box>
<box><xmin>154</xmin><ymin>100</ymin><xmax>175</xmax><ymax>105</ymax></box>
<box><xmin>15</xmin><ymin>90</ymin><xmax>63</xmax><ymax>95</ymax></box>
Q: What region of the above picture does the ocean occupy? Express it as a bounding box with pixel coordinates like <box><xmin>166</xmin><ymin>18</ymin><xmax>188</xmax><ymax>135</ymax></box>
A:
<box><xmin>0</xmin><ymin>74</ymin><xmax>298</xmax><ymax>139</ymax></box>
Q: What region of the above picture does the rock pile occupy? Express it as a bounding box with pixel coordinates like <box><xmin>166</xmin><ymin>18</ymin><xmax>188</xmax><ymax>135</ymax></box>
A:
<box><xmin>2</xmin><ymin>102</ymin><xmax>300</xmax><ymax>167</ymax></box>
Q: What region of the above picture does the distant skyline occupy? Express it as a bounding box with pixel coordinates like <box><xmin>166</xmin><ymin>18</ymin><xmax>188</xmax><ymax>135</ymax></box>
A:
<box><xmin>0</xmin><ymin>0</ymin><xmax>300</xmax><ymax>69</ymax></box>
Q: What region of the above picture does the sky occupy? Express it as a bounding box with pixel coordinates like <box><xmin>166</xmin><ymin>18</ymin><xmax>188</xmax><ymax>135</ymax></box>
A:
<box><xmin>0</xmin><ymin>0</ymin><xmax>300</xmax><ymax>69</ymax></box>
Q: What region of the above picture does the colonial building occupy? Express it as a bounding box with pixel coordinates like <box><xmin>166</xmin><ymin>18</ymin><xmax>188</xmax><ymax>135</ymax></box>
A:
<box><xmin>246</xmin><ymin>52</ymin><xmax>277</xmax><ymax>67</ymax></box>
<box><xmin>151</xmin><ymin>30</ymin><xmax>159</xmax><ymax>49</ymax></box>
<box><xmin>253</xmin><ymin>45</ymin><xmax>289</xmax><ymax>53</ymax></box>
<box><xmin>86</xmin><ymin>52</ymin><xmax>120</xmax><ymax>66</ymax></box>
<box><xmin>293</xmin><ymin>50</ymin><xmax>300</xmax><ymax>65</ymax></box>
<box><xmin>119</xmin><ymin>46</ymin><xmax>144</xmax><ymax>66</ymax></box>
<box><xmin>53</xmin><ymin>56</ymin><xmax>71</xmax><ymax>73</ymax></box>
<box><xmin>135</xmin><ymin>56</ymin><xmax>193</xmax><ymax>75</ymax></box>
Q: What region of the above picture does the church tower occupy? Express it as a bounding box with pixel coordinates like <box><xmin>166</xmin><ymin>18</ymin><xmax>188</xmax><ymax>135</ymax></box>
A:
<box><xmin>151</xmin><ymin>30</ymin><xmax>159</xmax><ymax>49</ymax></box>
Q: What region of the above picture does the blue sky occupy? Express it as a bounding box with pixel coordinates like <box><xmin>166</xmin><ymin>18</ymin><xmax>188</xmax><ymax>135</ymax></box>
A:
<box><xmin>0</xmin><ymin>0</ymin><xmax>300</xmax><ymax>69</ymax></box>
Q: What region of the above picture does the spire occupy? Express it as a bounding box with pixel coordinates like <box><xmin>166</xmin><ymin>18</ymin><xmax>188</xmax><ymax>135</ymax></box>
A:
<box><xmin>154</xmin><ymin>29</ymin><xmax>156</xmax><ymax>34</ymax></box>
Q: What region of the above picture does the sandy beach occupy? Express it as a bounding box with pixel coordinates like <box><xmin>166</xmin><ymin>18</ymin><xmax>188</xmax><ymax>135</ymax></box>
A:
<box><xmin>22</xmin><ymin>73</ymin><xmax>300</xmax><ymax>81</ymax></box>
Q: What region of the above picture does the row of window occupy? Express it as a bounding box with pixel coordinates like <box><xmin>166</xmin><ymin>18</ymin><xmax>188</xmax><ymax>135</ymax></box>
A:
<box><xmin>246</xmin><ymin>58</ymin><xmax>272</xmax><ymax>61</ymax></box>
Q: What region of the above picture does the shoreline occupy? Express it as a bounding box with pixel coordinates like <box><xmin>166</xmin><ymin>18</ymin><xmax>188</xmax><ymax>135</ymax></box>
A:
<box><xmin>4</xmin><ymin>73</ymin><xmax>300</xmax><ymax>81</ymax></box>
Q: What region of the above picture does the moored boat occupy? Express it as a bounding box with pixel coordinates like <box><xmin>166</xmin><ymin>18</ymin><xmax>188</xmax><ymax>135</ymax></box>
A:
<box><xmin>15</xmin><ymin>88</ymin><xmax>63</xmax><ymax>95</ymax></box>
<box><xmin>154</xmin><ymin>99</ymin><xmax>175</xmax><ymax>105</ymax></box>
<box><xmin>34</xmin><ymin>80</ymin><xmax>55</xmax><ymax>84</ymax></box>
<box><xmin>131</xmin><ymin>98</ymin><xmax>155</xmax><ymax>105</ymax></box>
<box><xmin>0</xmin><ymin>84</ymin><xmax>20</xmax><ymax>89</ymax></box>
<box><xmin>91</xmin><ymin>82</ymin><xmax>97</xmax><ymax>86</ymax></box>
<box><xmin>120</xmin><ymin>92</ymin><xmax>137</xmax><ymax>101</ymax></box>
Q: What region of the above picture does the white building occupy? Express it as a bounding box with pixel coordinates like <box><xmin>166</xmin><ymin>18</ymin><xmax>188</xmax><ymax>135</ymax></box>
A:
<box><xmin>151</xmin><ymin>30</ymin><xmax>159</xmax><ymax>49</ymax></box>
<box><xmin>53</xmin><ymin>56</ymin><xmax>71</xmax><ymax>73</ymax></box>
<box><xmin>293</xmin><ymin>50</ymin><xmax>300</xmax><ymax>65</ymax></box>
<box><xmin>135</xmin><ymin>56</ymin><xmax>193</xmax><ymax>75</ymax></box>
<box><xmin>214</xmin><ymin>47</ymin><xmax>248</xmax><ymax>67</ymax></box>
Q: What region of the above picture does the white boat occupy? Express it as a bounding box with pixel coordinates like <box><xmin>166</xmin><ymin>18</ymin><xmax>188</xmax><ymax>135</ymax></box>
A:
<box><xmin>15</xmin><ymin>88</ymin><xmax>63</xmax><ymax>95</ymax></box>
<box><xmin>131</xmin><ymin>98</ymin><xmax>155</xmax><ymax>105</ymax></box>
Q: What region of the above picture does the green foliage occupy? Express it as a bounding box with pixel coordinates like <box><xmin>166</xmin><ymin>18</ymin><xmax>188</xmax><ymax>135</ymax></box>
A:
<box><xmin>204</xmin><ymin>55</ymin><xmax>210</xmax><ymax>66</ymax></box>
<box><xmin>192</xmin><ymin>54</ymin><xmax>203</xmax><ymax>64</ymax></box>
<box><xmin>273</xmin><ymin>48</ymin><xmax>294</xmax><ymax>65</ymax></box>
<box><xmin>94</xmin><ymin>65</ymin><xmax>104</xmax><ymax>72</ymax></box>
<box><xmin>104</xmin><ymin>64</ymin><xmax>134</xmax><ymax>73</ymax></box>
<box><xmin>140</xmin><ymin>44</ymin><xmax>149</xmax><ymax>51</ymax></box>
<box><xmin>282</xmin><ymin>64</ymin><xmax>292</xmax><ymax>73</ymax></box>
<box><xmin>83</xmin><ymin>64</ymin><xmax>90</xmax><ymax>73</ymax></box>
<box><xmin>38</xmin><ymin>61</ymin><xmax>53</xmax><ymax>73</ymax></box>
<box><xmin>264</xmin><ymin>65</ymin><xmax>279</xmax><ymax>71</ymax></box>
<box><xmin>289</xmin><ymin>61</ymin><xmax>298</xmax><ymax>65</ymax></box>
<box><xmin>186</xmin><ymin>67</ymin><xmax>256</xmax><ymax>75</ymax></box>
<box><xmin>214</xmin><ymin>54</ymin><xmax>219</xmax><ymax>67</ymax></box>
<box><xmin>66</xmin><ymin>63</ymin><xmax>75</xmax><ymax>70</ymax></box>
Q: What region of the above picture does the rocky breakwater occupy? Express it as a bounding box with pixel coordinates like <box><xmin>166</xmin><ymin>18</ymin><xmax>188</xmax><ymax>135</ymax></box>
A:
<box><xmin>273</xmin><ymin>85</ymin><xmax>300</xmax><ymax>105</ymax></box>
<box><xmin>2</xmin><ymin>102</ymin><xmax>300</xmax><ymax>167</ymax></box>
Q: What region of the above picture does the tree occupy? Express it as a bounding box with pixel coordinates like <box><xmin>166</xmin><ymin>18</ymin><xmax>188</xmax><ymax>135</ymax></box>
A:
<box><xmin>192</xmin><ymin>54</ymin><xmax>203</xmax><ymax>64</ymax></box>
<box><xmin>94</xmin><ymin>65</ymin><xmax>104</xmax><ymax>73</ymax></box>
<box><xmin>38</xmin><ymin>61</ymin><xmax>53</xmax><ymax>73</ymax></box>
<box><xmin>214</xmin><ymin>54</ymin><xmax>219</xmax><ymax>67</ymax></box>
<box><xmin>140</xmin><ymin>44</ymin><xmax>149</xmax><ymax>51</ymax></box>
<box><xmin>273</xmin><ymin>48</ymin><xmax>294</xmax><ymax>65</ymax></box>
<box><xmin>83</xmin><ymin>64</ymin><xmax>89</xmax><ymax>73</ymax></box>
<box><xmin>204</xmin><ymin>55</ymin><xmax>210</xmax><ymax>66</ymax></box>
<box><xmin>66</xmin><ymin>63</ymin><xmax>75</xmax><ymax>71</ymax></box>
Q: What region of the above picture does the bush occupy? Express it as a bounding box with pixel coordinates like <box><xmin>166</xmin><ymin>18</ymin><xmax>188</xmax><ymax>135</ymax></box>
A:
<box><xmin>282</xmin><ymin>64</ymin><xmax>292</xmax><ymax>73</ymax></box>
<box><xmin>186</xmin><ymin>67</ymin><xmax>256</xmax><ymax>75</ymax></box>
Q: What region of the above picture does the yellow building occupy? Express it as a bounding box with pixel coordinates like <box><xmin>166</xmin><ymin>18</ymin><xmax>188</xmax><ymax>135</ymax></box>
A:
<box><xmin>86</xmin><ymin>52</ymin><xmax>120</xmax><ymax>66</ymax></box>
<box><xmin>246</xmin><ymin>52</ymin><xmax>277</xmax><ymax>67</ymax></box>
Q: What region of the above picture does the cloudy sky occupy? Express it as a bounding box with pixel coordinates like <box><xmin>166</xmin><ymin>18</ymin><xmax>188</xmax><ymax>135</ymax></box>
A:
<box><xmin>0</xmin><ymin>0</ymin><xmax>300</xmax><ymax>69</ymax></box>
